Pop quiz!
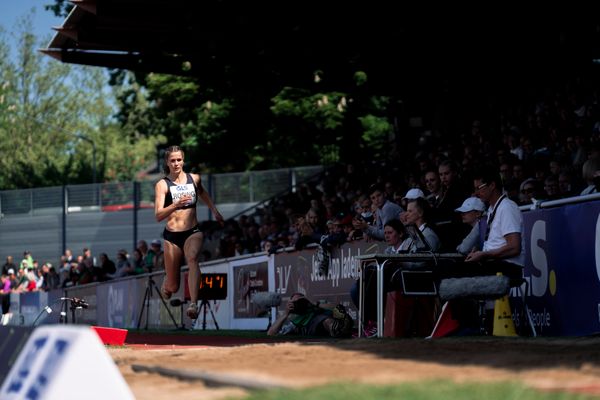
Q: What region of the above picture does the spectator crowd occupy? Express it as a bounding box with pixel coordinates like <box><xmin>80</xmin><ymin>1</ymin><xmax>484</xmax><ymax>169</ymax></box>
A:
<box><xmin>3</xmin><ymin>74</ymin><xmax>600</xmax><ymax>326</ymax></box>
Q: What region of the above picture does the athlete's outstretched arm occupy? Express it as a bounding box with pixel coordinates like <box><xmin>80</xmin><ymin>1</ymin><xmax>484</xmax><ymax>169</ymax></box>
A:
<box><xmin>194</xmin><ymin>174</ymin><xmax>224</xmax><ymax>226</ymax></box>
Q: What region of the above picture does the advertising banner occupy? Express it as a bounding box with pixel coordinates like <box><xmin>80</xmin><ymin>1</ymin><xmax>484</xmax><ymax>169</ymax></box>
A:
<box><xmin>229</xmin><ymin>255</ymin><xmax>272</xmax><ymax>329</ymax></box>
<box><xmin>97</xmin><ymin>278</ymin><xmax>140</xmax><ymax>328</ymax></box>
<box><xmin>19</xmin><ymin>291</ymin><xmax>46</xmax><ymax>326</ymax></box>
<box><xmin>522</xmin><ymin>200</ymin><xmax>600</xmax><ymax>336</ymax></box>
<box><xmin>273</xmin><ymin>241</ymin><xmax>383</xmax><ymax>321</ymax></box>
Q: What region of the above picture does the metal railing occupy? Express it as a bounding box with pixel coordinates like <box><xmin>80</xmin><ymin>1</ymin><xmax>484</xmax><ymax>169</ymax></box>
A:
<box><xmin>0</xmin><ymin>165</ymin><xmax>323</xmax><ymax>217</ymax></box>
<box><xmin>518</xmin><ymin>192</ymin><xmax>600</xmax><ymax>212</ymax></box>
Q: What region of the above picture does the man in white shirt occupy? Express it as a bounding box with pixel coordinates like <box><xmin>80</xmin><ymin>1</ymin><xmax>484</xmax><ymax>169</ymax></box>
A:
<box><xmin>464</xmin><ymin>168</ymin><xmax>524</xmax><ymax>279</ymax></box>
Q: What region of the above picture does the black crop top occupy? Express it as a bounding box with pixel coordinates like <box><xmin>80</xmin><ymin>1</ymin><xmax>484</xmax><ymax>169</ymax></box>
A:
<box><xmin>163</xmin><ymin>173</ymin><xmax>198</xmax><ymax>209</ymax></box>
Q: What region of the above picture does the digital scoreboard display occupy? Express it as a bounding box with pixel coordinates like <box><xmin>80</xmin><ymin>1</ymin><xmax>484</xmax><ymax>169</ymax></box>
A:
<box><xmin>199</xmin><ymin>273</ymin><xmax>227</xmax><ymax>300</ymax></box>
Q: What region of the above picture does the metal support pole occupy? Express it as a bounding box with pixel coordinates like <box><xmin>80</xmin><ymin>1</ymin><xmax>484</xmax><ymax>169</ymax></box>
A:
<box><xmin>133</xmin><ymin>181</ymin><xmax>139</xmax><ymax>252</ymax></box>
<box><xmin>290</xmin><ymin>169</ymin><xmax>297</xmax><ymax>193</ymax></box>
<box><xmin>62</xmin><ymin>186</ymin><xmax>67</xmax><ymax>255</ymax></box>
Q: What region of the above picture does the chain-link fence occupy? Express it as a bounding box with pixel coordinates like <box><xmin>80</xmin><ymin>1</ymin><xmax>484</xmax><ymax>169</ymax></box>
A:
<box><xmin>0</xmin><ymin>166</ymin><xmax>323</xmax><ymax>217</ymax></box>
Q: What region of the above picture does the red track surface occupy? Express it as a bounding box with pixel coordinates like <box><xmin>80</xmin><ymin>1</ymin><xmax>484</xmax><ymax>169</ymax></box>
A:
<box><xmin>125</xmin><ymin>332</ymin><xmax>287</xmax><ymax>348</ymax></box>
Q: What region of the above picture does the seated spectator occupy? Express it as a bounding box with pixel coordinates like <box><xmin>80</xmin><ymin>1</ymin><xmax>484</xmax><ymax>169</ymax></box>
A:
<box><xmin>25</xmin><ymin>267</ymin><xmax>38</xmax><ymax>291</ymax></box>
<box><xmin>108</xmin><ymin>250</ymin><xmax>132</xmax><ymax>279</ymax></box>
<box><xmin>267</xmin><ymin>292</ymin><xmax>353</xmax><ymax>338</ymax></box>
<box><xmin>149</xmin><ymin>239</ymin><xmax>163</xmax><ymax>271</ymax></box>
<box><xmin>356</xmin><ymin>195</ymin><xmax>374</xmax><ymax>225</ymax></box>
<box><xmin>143</xmin><ymin>239</ymin><xmax>161</xmax><ymax>272</ymax></box>
<box><xmin>581</xmin><ymin>156</ymin><xmax>600</xmax><ymax>195</ymax></box>
<box><xmin>441</xmin><ymin>167</ymin><xmax>526</xmax><ymax>333</ymax></box>
<box><xmin>558</xmin><ymin>171</ymin><xmax>575</xmax><ymax>198</ymax></box>
<box><xmin>316</xmin><ymin>213</ymin><xmax>350</xmax><ymax>275</ymax></box>
<box><xmin>320</xmin><ymin>213</ymin><xmax>349</xmax><ymax>248</ymax></box>
<box><xmin>437</xmin><ymin>160</ymin><xmax>469</xmax><ymax>219</ymax></box>
<box><xmin>58</xmin><ymin>256</ymin><xmax>75</xmax><ymax>287</ymax></box>
<box><xmin>432</xmin><ymin>161</ymin><xmax>471</xmax><ymax>251</ymax></box>
<box><xmin>7</xmin><ymin>269</ymin><xmax>18</xmax><ymax>291</ymax></box>
<box><xmin>341</xmin><ymin>215</ymin><xmax>358</xmax><ymax>242</ymax></box>
<box><xmin>519</xmin><ymin>178</ymin><xmax>544</xmax><ymax>205</ymax></box>
<box><xmin>352</xmin><ymin>183</ymin><xmax>403</xmax><ymax>241</ymax></box>
<box><xmin>499</xmin><ymin>162</ymin><xmax>513</xmax><ymax>186</ymax></box>
<box><xmin>96</xmin><ymin>253</ymin><xmax>116</xmax><ymax>282</ymax></box>
<box><xmin>346</xmin><ymin>195</ymin><xmax>373</xmax><ymax>241</ymax></box>
<box><xmin>2</xmin><ymin>256</ymin><xmax>16</xmax><ymax>276</ymax></box>
<box><xmin>76</xmin><ymin>254</ymin><xmax>94</xmax><ymax>285</ymax></box>
<box><xmin>403</xmin><ymin>197</ymin><xmax>441</xmax><ymax>252</ymax></box>
<box><xmin>261</xmin><ymin>239</ymin><xmax>277</xmax><ymax>254</ymax></box>
<box><xmin>20</xmin><ymin>251</ymin><xmax>33</xmax><ymax>270</ymax></box>
<box><xmin>400</xmin><ymin>188</ymin><xmax>425</xmax><ymax>210</ymax></box>
<box><xmin>543</xmin><ymin>175</ymin><xmax>561</xmax><ymax>200</ymax></box>
<box><xmin>136</xmin><ymin>240</ymin><xmax>151</xmax><ymax>272</ymax></box>
<box><xmin>42</xmin><ymin>265</ymin><xmax>60</xmax><ymax>291</ymax></box>
<box><xmin>423</xmin><ymin>170</ymin><xmax>443</xmax><ymax>209</ymax></box>
<box><xmin>1</xmin><ymin>273</ymin><xmax>11</xmax><ymax>320</ymax></box>
<box><xmin>454</xmin><ymin>197</ymin><xmax>486</xmax><ymax>255</ymax></box>
<box><xmin>293</xmin><ymin>213</ymin><xmax>321</xmax><ymax>250</ymax></box>
<box><xmin>399</xmin><ymin>188</ymin><xmax>425</xmax><ymax>224</ymax></box>
<box><xmin>153</xmin><ymin>243</ymin><xmax>165</xmax><ymax>271</ymax></box>
<box><xmin>463</xmin><ymin>167</ymin><xmax>525</xmax><ymax>278</ymax></box>
<box><xmin>36</xmin><ymin>263</ymin><xmax>50</xmax><ymax>290</ymax></box>
<box><xmin>350</xmin><ymin>219</ymin><xmax>409</xmax><ymax>337</ymax></box>
<box><xmin>131</xmin><ymin>249</ymin><xmax>145</xmax><ymax>275</ymax></box>
<box><xmin>305</xmin><ymin>207</ymin><xmax>326</xmax><ymax>236</ymax></box>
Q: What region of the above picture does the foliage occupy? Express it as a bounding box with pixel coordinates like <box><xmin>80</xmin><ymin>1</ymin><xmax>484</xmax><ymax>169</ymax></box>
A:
<box><xmin>42</xmin><ymin>1</ymin><xmax>401</xmax><ymax>175</ymax></box>
<box><xmin>44</xmin><ymin>0</ymin><xmax>72</xmax><ymax>18</ymax></box>
<box><xmin>142</xmin><ymin>73</ymin><xmax>234</xmax><ymax>172</ymax></box>
<box><xmin>359</xmin><ymin>114</ymin><xmax>393</xmax><ymax>152</ymax></box>
<box><xmin>267</xmin><ymin>73</ymin><xmax>395</xmax><ymax>166</ymax></box>
<box><xmin>116</xmin><ymin>68</ymin><xmax>398</xmax><ymax>172</ymax></box>
<box><xmin>0</xmin><ymin>14</ymin><xmax>161</xmax><ymax>189</ymax></box>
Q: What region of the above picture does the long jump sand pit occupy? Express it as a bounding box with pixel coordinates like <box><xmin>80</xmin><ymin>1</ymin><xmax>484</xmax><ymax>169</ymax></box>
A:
<box><xmin>108</xmin><ymin>333</ymin><xmax>600</xmax><ymax>400</ymax></box>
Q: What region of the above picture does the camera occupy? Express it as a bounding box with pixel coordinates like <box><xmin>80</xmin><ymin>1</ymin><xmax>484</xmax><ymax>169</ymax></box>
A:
<box><xmin>351</xmin><ymin>229</ymin><xmax>364</xmax><ymax>240</ymax></box>
<box><xmin>358</xmin><ymin>211</ymin><xmax>374</xmax><ymax>224</ymax></box>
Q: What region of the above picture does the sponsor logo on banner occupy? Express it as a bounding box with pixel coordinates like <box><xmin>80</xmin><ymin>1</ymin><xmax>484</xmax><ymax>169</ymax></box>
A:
<box><xmin>529</xmin><ymin>220</ymin><xmax>548</xmax><ymax>297</ymax></box>
<box><xmin>596</xmin><ymin>213</ymin><xmax>600</xmax><ymax>283</ymax></box>
<box><xmin>521</xmin><ymin>201</ymin><xmax>600</xmax><ymax>335</ymax></box>
<box><xmin>107</xmin><ymin>286</ymin><xmax>125</xmax><ymax>327</ymax></box>
<box><xmin>233</xmin><ymin>262</ymin><xmax>268</xmax><ymax>318</ymax></box>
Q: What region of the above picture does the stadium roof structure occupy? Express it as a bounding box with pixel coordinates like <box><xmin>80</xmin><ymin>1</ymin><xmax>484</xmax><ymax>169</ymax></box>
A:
<box><xmin>41</xmin><ymin>1</ymin><xmax>414</xmax><ymax>83</ymax></box>
<box><xmin>41</xmin><ymin>2</ymin><xmax>599</xmax><ymax>91</ymax></box>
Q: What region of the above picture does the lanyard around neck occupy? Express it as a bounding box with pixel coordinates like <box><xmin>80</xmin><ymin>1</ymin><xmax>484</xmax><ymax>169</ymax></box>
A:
<box><xmin>485</xmin><ymin>195</ymin><xmax>506</xmax><ymax>241</ymax></box>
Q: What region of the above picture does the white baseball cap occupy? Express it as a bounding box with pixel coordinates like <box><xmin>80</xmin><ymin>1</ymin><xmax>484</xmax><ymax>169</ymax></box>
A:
<box><xmin>455</xmin><ymin>197</ymin><xmax>486</xmax><ymax>213</ymax></box>
<box><xmin>403</xmin><ymin>188</ymin><xmax>425</xmax><ymax>200</ymax></box>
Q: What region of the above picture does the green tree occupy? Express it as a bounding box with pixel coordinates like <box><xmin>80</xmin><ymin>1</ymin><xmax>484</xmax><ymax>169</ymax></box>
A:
<box><xmin>267</xmin><ymin>71</ymin><xmax>396</xmax><ymax>166</ymax></box>
<box><xmin>0</xmin><ymin>14</ymin><xmax>162</xmax><ymax>189</ymax></box>
<box><xmin>44</xmin><ymin>1</ymin><xmax>400</xmax><ymax>173</ymax></box>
